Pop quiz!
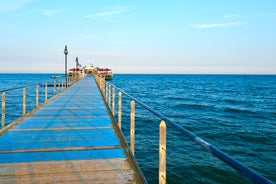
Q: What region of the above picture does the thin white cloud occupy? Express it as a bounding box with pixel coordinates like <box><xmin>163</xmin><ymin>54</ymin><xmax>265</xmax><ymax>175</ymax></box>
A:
<box><xmin>192</xmin><ymin>22</ymin><xmax>244</xmax><ymax>29</ymax></box>
<box><xmin>36</xmin><ymin>9</ymin><xmax>63</xmax><ymax>17</ymax></box>
<box><xmin>0</xmin><ymin>0</ymin><xmax>34</xmax><ymax>12</ymax></box>
<box><xmin>84</xmin><ymin>7</ymin><xmax>128</xmax><ymax>21</ymax></box>
<box><xmin>223</xmin><ymin>14</ymin><xmax>239</xmax><ymax>19</ymax></box>
<box><xmin>191</xmin><ymin>14</ymin><xmax>245</xmax><ymax>29</ymax></box>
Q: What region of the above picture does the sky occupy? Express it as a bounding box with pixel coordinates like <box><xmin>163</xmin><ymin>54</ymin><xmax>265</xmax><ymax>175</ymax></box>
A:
<box><xmin>0</xmin><ymin>0</ymin><xmax>275</xmax><ymax>74</ymax></box>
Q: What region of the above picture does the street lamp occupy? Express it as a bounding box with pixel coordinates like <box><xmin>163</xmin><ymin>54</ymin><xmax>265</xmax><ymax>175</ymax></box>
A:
<box><xmin>64</xmin><ymin>45</ymin><xmax>68</xmax><ymax>87</ymax></box>
<box><xmin>75</xmin><ymin>57</ymin><xmax>79</xmax><ymax>80</ymax></box>
<box><xmin>75</xmin><ymin>57</ymin><xmax>79</xmax><ymax>69</ymax></box>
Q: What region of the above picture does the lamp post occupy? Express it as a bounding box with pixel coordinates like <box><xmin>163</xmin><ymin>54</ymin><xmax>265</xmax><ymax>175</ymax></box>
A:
<box><xmin>75</xmin><ymin>57</ymin><xmax>79</xmax><ymax>80</ymax></box>
<box><xmin>64</xmin><ymin>46</ymin><xmax>68</xmax><ymax>87</ymax></box>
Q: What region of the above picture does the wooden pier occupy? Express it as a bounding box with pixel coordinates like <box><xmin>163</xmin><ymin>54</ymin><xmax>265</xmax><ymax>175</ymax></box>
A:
<box><xmin>0</xmin><ymin>77</ymin><xmax>145</xmax><ymax>183</ymax></box>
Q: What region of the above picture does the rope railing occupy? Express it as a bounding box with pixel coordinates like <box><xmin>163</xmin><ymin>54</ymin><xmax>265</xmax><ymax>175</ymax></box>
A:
<box><xmin>0</xmin><ymin>76</ymin><xmax>75</xmax><ymax>134</ymax></box>
<box><xmin>94</xmin><ymin>75</ymin><xmax>273</xmax><ymax>184</ymax></box>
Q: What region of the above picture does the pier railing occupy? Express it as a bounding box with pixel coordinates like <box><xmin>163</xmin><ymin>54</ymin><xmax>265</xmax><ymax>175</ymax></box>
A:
<box><xmin>95</xmin><ymin>75</ymin><xmax>273</xmax><ymax>184</ymax></box>
<box><xmin>0</xmin><ymin>76</ymin><xmax>75</xmax><ymax>134</ymax></box>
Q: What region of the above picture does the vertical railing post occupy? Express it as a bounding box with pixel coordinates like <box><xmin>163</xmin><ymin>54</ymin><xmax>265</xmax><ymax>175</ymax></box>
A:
<box><xmin>105</xmin><ymin>82</ymin><xmax>108</xmax><ymax>102</ymax></box>
<box><xmin>108</xmin><ymin>84</ymin><xmax>111</xmax><ymax>108</ymax></box>
<box><xmin>102</xmin><ymin>79</ymin><xmax>105</xmax><ymax>95</ymax></box>
<box><xmin>118</xmin><ymin>91</ymin><xmax>122</xmax><ymax>129</ymax></box>
<box><xmin>101</xmin><ymin>77</ymin><xmax>105</xmax><ymax>92</ymax></box>
<box><xmin>45</xmin><ymin>82</ymin><xmax>48</xmax><ymax>102</ymax></box>
<box><xmin>159</xmin><ymin>120</ymin><xmax>167</xmax><ymax>184</ymax></box>
<box><xmin>98</xmin><ymin>76</ymin><xmax>101</xmax><ymax>91</ymax></box>
<box><xmin>130</xmin><ymin>100</ymin><xmax>135</xmax><ymax>155</ymax></box>
<box><xmin>62</xmin><ymin>79</ymin><xmax>64</xmax><ymax>91</ymax></box>
<box><xmin>36</xmin><ymin>84</ymin><xmax>39</xmax><ymax>107</ymax></box>
<box><xmin>100</xmin><ymin>77</ymin><xmax>104</xmax><ymax>92</ymax></box>
<box><xmin>54</xmin><ymin>80</ymin><xmax>56</xmax><ymax>95</ymax></box>
<box><xmin>1</xmin><ymin>91</ymin><xmax>6</xmax><ymax>128</ymax></box>
<box><xmin>112</xmin><ymin>87</ymin><xmax>115</xmax><ymax>115</ymax></box>
<box><xmin>98</xmin><ymin>77</ymin><xmax>101</xmax><ymax>91</ymax></box>
<box><xmin>58</xmin><ymin>80</ymin><xmax>60</xmax><ymax>93</ymax></box>
<box><xmin>23</xmin><ymin>88</ymin><xmax>26</xmax><ymax>115</ymax></box>
<box><xmin>67</xmin><ymin>76</ymin><xmax>70</xmax><ymax>87</ymax></box>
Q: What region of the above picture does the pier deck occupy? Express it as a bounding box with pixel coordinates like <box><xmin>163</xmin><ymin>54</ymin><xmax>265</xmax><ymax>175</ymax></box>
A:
<box><xmin>0</xmin><ymin>77</ymin><xmax>144</xmax><ymax>183</ymax></box>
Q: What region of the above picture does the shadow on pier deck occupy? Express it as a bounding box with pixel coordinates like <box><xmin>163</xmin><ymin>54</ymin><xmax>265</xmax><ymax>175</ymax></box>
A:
<box><xmin>0</xmin><ymin>77</ymin><xmax>146</xmax><ymax>183</ymax></box>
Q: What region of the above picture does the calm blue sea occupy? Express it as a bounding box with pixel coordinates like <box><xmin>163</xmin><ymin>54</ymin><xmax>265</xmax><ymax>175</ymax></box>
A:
<box><xmin>110</xmin><ymin>74</ymin><xmax>276</xmax><ymax>184</ymax></box>
<box><xmin>0</xmin><ymin>73</ymin><xmax>63</xmax><ymax>124</ymax></box>
<box><xmin>0</xmin><ymin>73</ymin><xmax>275</xmax><ymax>184</ymax></box>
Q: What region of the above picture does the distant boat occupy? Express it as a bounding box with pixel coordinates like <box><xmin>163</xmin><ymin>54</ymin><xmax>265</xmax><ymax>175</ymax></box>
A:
<box><xmin>51</xmin><ymin>76</ymin><xmax>61</xmax><ymax>78</ymax></box>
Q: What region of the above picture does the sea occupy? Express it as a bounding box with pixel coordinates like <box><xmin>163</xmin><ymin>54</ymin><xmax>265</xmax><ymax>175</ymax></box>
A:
<box><xmin>0</xmin><ymin>73</ymin><xmax>275</xmax><ymax>184</ymax></box>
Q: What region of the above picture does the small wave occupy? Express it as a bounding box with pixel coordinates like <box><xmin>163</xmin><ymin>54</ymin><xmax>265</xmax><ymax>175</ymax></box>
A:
<box><xmin>223</xmin><ymin>106</ymin><xmax>259</xmax><ymax>115</ymax></box>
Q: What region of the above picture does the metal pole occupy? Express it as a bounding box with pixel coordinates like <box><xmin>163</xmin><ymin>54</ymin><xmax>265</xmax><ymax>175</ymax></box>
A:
<box><xmin>75</xmin><ymin>57</ymin><xmax>79</xmax><ymax>81</ymax></box>
<box><xmin>54</xmin><ymin>80</ymin><xmax>56</xmax><ymax>95</ymax></box>
<box><xmin>130</xmin><ymin>100</ymin><xmax>135</xmax><ymax>155</ymax></box>
<box><xmin>64</xmin><ymin>46</ymin><xmax>68</xmax><ymax>87</ymax></box>
<box><xmin>36</xmin><ymin>85</ymin><xmax>39</xmax><ymax>107</ymax></box>
<box><xmin>65</xmin><ymin>54</ymin><xmax>67</xmax><ymax>87</ymax></box>
<box><xmin>101</xmin><ymin>77</ymin><xmax>104</xmax><ymax>92</ymax></box>
<box><xmin>105</xmin><ymin>82</ymin><xmax>108</xmax><ymax>103</ymax></box>
<box><xmin>108</xmin><ymin>84</ymin><xmax>111</xmax><ymax>108</ymax></box>
<box><xmin>62</xmin><ymin>79</ymin><xmax>64</xmax><ymax>91</ymax></box>
<box><xmin>112</xmin><ymin>87</ymin><xmax>115</xmax><ymax>115</ymax></box>
<box><xmin>118</xmin><ymin>91</ymin><xmax>122</xmax><ymax>129</ymax></box>
<box><xmin>23</xmin><ymin>88</ymin><xmax>26</xmax><ymax>115</ymax></box>
<box><xmin>159</xmin><ymin>120</ymin><xmax>166</xmax><ymax>184</ymax></box>
<box><xmin>58</xmin><ymin>80</ymin><xmax>60</xmax><ymax>93</ymax></box>
<box><xmin>1</xmin><ymin>92</ymin><xmax>6</xmax><ymax>128</ymax></box>
<box><xmin>45</xmin><ymin>82</ymin><xmax>48</xmax><ymax>102</ymax></box>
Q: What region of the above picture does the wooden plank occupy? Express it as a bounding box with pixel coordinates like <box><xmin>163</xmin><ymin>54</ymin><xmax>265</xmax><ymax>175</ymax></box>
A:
<box><xmin>0</xmin><ymin>159</ymin><xmax>138</xmax><ymax>184</ymax></box>
<box><xmin>0</xmin><ymin>145</ymin><xmax>122</xmax><ymax>153</ymax></box>
<box><xmin>11</xmin><ymin>117</ymin><xmax>112</xmax><ymax>129</ymax></box>
<box><xmin>0</xmin><ymin>159</ymin><xmax>133</xmax><ymax>174</ymax></box>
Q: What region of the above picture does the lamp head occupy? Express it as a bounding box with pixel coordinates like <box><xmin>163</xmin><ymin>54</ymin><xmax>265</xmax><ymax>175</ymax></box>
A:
<box><xmin>64</xmin><ymin>45</ymin><xmax>68</xmax><ymax>55</ymax></box>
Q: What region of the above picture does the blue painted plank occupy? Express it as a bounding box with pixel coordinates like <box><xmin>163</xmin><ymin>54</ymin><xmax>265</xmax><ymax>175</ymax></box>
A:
<box><xmin>11</xmin><ymin>117</ymin><xmax>112</xmax><ymax>129</ymax></box>
<box><xmin>0</xmin><ymin>139</ymin><xmax>120</xmax><ymax>150</ymax></box>
<box><xmin>31</xmin><ymin>109</ymin><xmax>109</xmax><ymax>117</ymax></box>
<box><xmin>0</xmin><ymin>129</ymin><xmax>117</xmax><ymax>141</ymax></box>
<box><xmin>0</xmin><ymin>129</ymin><xmax>121</xmax><ymax>150</ymax></box>
<box><xmin>0</xmin><ymin>148</ymin><xmax>126</xmax><ymax>163</ymax></box>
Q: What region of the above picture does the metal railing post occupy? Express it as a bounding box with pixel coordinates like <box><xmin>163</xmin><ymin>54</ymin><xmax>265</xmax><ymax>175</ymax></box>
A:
<box><xmin>1</xmin><ymin>92</ymin><xmax>6</xmax><ymax>128</ymax></box>
<box><xmin>159</xmin><ymin>120</ymin><xmax>166</xmax><ymax>184</ymax></box>
<box><xmin>112</xmin><ymin>87</ymin><xmax>115</xmax><ymax>115</ymax></box>
<box><xmin>67</xmin><ymin>76</ymin><xmax>70</xmax><ymax>87</ymax></box>
<box><xmin>58</xmin><ymin>80</ymin><xmax>60</xmax><ymax>93</ymax></box>
<box><xmin>98</xmin><ymin>76</ymin><xmax>101</xmax><ymax>91</ymax></box>
<box><xmin>118</xmin><ymin>91</ymin><xmax>122</xmax><ymax>129</ymax></box>
<box><xmin>101</xmin><ymin>77</ymin><xmax>104</xmax><ymax>92</ymax></box>
<box><xmin>45</xmin><ymin>82</ymin><xmax>48</xmax><ymax>102</ymax></box>
<box><xmin>105</xmin><ymin>82</ymin><xmax>108</xmax><ymax>102</ymax></box>
<box><xmin>108</xmin><ymin>84</ymin><xmax>111</xmax><ymax>108</ymax></box>
<box><xmin>54</xmin><ymin>80</ymin><xmax>56</xmax><ymax>95</ymax></box>
<box><xmin>23</xmin><ymin>88</ymin><xmax>26</xmax><ymax>115</ymax></box>
<box><xmin>36</xmin><ymin>85</ymin><xmax>39</xmax><ymax>107</ymax></box>
<box><xmin>62</xmin><ymin>79</ymin><xmax>64</xmax><ymax>91</ymax></box>
<box><xmin>130</xmin><ymin>100</ymin><xmax>135</xmax><ymax>155</ymax></box>
<box><xmin>102</xmin><ymin>77</ymin><xmax>105</xmax><ymax>92</ymax></box>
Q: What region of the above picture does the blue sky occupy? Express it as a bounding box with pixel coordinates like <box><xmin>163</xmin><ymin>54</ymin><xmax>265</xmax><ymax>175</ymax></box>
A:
<box><xmin>0</xmin><ymin>0</ymin><xmax>275</xmax><ymax>74</ymax></box>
